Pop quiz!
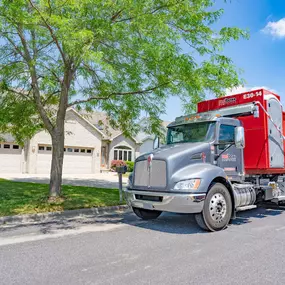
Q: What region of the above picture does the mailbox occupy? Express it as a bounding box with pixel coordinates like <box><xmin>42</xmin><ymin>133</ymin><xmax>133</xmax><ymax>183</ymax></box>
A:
<box><xmin>116</xmin><ymin>165</ymin><xmax>127</xmax><ymax>174</ymax></box>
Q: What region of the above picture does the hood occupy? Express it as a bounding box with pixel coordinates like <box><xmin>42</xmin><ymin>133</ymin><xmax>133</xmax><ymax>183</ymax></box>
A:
<box><xmin>137</xmin><ymin>142</ymin><xmax>210</xmax><ymax>161</ymax></box>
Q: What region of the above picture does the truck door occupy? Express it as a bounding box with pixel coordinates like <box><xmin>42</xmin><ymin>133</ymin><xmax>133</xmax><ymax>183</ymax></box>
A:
<box><xmin>217</xmin><ymin>124</ymin><xmax>244</xmax><ymax>182</ymax></box>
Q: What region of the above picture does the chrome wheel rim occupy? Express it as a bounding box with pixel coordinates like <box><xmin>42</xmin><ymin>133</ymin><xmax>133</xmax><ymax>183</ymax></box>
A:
<box><xmin>209</xmin><ymin>192</ymin><xmax>227</xmax><ymax>223</ymax></box>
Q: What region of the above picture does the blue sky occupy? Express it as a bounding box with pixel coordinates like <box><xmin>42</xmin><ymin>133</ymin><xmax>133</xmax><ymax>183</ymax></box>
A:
<box><xmin>161</xmin><ymin>0</ymin><xmax>285</xmax><ymax>122</ymax></box>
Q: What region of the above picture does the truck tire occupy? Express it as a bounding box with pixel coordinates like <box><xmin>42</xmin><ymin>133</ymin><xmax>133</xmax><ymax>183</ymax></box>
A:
<box><xmin>132</xmin><ymin>207</ymin><xmax>162</xmax><ymax>220</ymax></box>
<box><xmin>195</xmin><ymin>183</ymin><xmax>232</xmax><ymax>231</ymax></box>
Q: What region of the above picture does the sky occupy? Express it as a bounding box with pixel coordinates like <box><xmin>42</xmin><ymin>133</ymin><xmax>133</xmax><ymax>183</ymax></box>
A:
<box><xmin>161</xmin><ymin>0</ymin><xmax>285</xmax><ymax>122</ymax></box>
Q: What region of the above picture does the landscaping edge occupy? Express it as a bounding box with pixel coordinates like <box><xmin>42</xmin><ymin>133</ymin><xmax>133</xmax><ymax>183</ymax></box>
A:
<box><xmin>0</xmin><ymin>205</ymin><xmax>130</xmax><ymax>226</ymax></box>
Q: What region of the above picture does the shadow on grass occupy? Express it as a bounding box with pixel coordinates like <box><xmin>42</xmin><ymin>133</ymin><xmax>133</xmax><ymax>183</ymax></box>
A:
<box><xmin>0</xmin><ymin>179</ymin><xmax>123</xmax><ymax>217</ymax></box>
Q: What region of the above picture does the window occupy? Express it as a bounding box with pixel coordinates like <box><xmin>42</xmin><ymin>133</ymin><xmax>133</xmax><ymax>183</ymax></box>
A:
<box><xmin>113</xmin><ymin>146</ymin><xmax>133</xmax><ymax>161</ymax></box>
<box><xmin>39</xmin><ymin>146</ymin><xmax>45</xmax><ymax>151</ymax></box>
<box><xmin>74</xmin><ymin>149</ymin><xmax>79</xmax><ymax>153</ymax></box>
<box><xmin>219</xmin><ymin>125</ymin><xmax>235</xmax><ymax>144</ymax></box>
<box><xmin>64</xmin><ymin>148</ymin><xmax>66</xmax><ymax>152</ymax></box>
<box><xmin>87</xmin><ymin>149</ymin><xmax>92</xmax><ymax>154</ymax></box>
<box><xmin>218</xmin><ymin>125</ymin><xmax>235</xmax><ymax>150</ymax></box>
<box><xmin>67</xmin><ymin>148</ymin><xmax>73</xmax><ymax>152</ymax></box>
<box><xmin>13</xmin><ymin>145</ymin><xmax>19</xmax><ymax>149</ymax></box>
<box><xmin>46</xmin><ymin>146</ymin><xmax>52</xmax><ymax>151</ymax></box>
<box><xmin>123</xmin><ymin>151</ymin><xmax>127</xmax><ymax>161</ymax></box>
<box><xmin>167</xmin><ymin>122</ymin><xmax>216</xmax><ymax>144</ymax></box>
<box><xmin>80</xmin><ymin>149</ymin><xmax>86</xmax><ymax>153</ymax></box>
<box><xmin>4</xmin><ymin>144</ymin><xmax>10</xmax><ymax>149</ymax></box>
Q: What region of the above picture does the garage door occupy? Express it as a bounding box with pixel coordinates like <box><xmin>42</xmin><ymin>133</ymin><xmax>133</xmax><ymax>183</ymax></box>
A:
<box><xmin>0</xmin><ymin>143</ymin><xmax>22</xmax><ymax>173</ymax></box>
<box><xmin>37</xmin><ymin>145</ymin><xmax>94</xmax><ymax>174</ymax></box>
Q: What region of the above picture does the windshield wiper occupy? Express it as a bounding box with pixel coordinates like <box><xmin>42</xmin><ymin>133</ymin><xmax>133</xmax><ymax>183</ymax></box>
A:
<box><xmin>214</xmin><ymin>142</ymin><xmax>235</xmax><ymax>160</ymax></box>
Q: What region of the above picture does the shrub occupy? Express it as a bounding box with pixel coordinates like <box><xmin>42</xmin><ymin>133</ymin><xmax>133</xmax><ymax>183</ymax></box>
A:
<box><xmin>110</xmin><ymin>160</ymin><xmax>126</xmax><ymax>171</ymax></box>
<box><xmin>126</xmin><ymin>161</ymin><xmax>134</xmax><ymax>172</ymax></box>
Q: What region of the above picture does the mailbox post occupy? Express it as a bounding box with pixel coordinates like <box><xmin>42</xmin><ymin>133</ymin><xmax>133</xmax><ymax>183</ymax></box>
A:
<box><xmin>116</xmin><ymin>165</ymin><xmax>127</xmax><ymax>202</ymax></box>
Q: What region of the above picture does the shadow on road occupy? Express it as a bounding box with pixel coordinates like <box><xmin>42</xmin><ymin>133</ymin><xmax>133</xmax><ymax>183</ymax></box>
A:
<box><xmin>1</xmin><ymin>206</ymin><xmax>284</xmax><ymax>237</ymax></box>
<box><xmin>230</xmin><ymin>206</ymin><xmax>284</xmax><ymax>226</ymax></box>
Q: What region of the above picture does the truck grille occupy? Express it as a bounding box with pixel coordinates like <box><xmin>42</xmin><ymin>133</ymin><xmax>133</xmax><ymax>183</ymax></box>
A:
<box><xmin>134</xmin><ymin>160</ymin><xmax>167</xmax><ymax>188</ymax></box>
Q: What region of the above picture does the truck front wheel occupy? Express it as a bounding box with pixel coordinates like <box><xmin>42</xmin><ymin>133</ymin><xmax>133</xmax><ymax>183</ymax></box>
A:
<box><xmin>132</xmin><ymin>207</ymin><xmax>162</xmax><ymax>220</ymax></box>
<box><xmin>195</xmin><ymin>183</ymin><xmax>232</xmax><ymax>231</ymax></box>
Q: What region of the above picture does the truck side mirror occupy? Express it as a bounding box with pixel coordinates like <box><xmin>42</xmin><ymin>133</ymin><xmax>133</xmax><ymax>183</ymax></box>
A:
<box><xmin>253</xmin><ymin>105</ymin><xmax>259</xmax><ymax>118</ymax></box>
<box><xmin>153</xmin><ymin>136</ymin><xmax>160</xmax><ymax>150</ymax></box>
<box><xmin>235</xmin><ymin>126</ymin><xmax>245</xmax><ymax>149</ymax></box>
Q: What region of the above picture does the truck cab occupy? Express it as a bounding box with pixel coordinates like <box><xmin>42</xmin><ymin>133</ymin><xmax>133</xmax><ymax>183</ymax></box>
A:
<box><xmin>124</xmin><ymin>89</ymin><xmax>285</xmax><ymax>231</ymax></box>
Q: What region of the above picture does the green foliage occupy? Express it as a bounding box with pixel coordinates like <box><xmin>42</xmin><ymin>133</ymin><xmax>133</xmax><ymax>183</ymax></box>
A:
<box><xmin>110</xmin><ymin>160</ymin><xmax>126</xmax><ymax>171</ymax></box>
<box><xmin>0</xmin><ymin>0</ymin><xmax>248</xmax><ymax>142</ymax></box>
<box><xmin>0</xmin><ymin>179</ymin><xmax>124</xmax><ymax>217</ymax></box>
<box><xmin>125</xmin><ymin>161</ymin><xmax>134</xmax><ymax>172</ymax></box>
<box><xmin>0</xmin><ymin>91</ymin><xmax>42</xmax><ymax>145</ymax></box>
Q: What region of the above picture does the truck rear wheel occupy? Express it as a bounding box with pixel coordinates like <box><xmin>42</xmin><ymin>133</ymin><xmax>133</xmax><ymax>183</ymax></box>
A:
<box><xmin>132</xmin><ymin>207</ymin><xmax>162</xmax><ymax>220</ymax></box>
<box><xmin>195</xmin><ymin>183</ymin><xmax>232</xmax><ymax>231</ymax></box>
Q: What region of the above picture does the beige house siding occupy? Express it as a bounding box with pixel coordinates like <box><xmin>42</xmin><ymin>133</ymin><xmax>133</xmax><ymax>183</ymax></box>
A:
<box><xmin>139</xmin><ymin>138</ymin><xmax>153</xmax><ymax>155</ymax></box>
<box><xmin>27</xmin><ymin>110</ymin><xmax>102</xmax><ymax>174</ymax></box>
<box><xmin>109</xmin><ymin>134</ymin><xmax>137</xmax><ymax>163</ymax></box>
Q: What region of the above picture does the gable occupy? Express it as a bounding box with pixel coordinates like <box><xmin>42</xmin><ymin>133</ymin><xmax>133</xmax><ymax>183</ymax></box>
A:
<box><xmin>32</xmin><ymin>110</ymin><xmax>103</xmax><ymax>147</ymax></box>
<box><xmin>110</xmin><ymin>133</ymin><xmax>137</xmax><ymax>150</ymax></box>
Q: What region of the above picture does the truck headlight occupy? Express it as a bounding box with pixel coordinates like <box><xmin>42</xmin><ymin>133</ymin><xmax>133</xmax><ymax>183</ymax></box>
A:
<box><xmin>127</xmin><ymin>173</ymin><xmax>133</xmax><ymax>187</ymax></box>
<box><xmin>174</xmin><ymin>179</ymin><xmax>201</xmax><ymax>191</ymax></box>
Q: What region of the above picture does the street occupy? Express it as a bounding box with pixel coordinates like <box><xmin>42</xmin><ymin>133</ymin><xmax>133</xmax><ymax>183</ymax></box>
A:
<box><xmin>1</xmin><ymin>207</ymin><xmax>285</xmax><ymax>285</ymax></box>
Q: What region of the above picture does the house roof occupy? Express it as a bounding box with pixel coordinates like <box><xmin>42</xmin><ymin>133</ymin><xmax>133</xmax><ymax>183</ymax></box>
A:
<box><xmin>79</xmin><ymin>110</ymin><xmax>121</xmax><ymax>140</ymax></box>
<box><xmin>77</xmin><ymin>109</ymin><xmax>170</xmax><ymax>143</ymax></box>
<box><xmin>67</xmin><ymin>108</ymin><xmax>105</xmax><ymax>137</ymax></box>
<box><xmin>0</xmin><ymin>133</ymin><xmax>16</xmax><ymax>143</ymax></box>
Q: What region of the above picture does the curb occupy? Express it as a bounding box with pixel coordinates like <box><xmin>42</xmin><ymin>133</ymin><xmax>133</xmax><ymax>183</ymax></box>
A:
<box><xmin>0</xmin><ymin>205</ymin><xmax>130</xmax><ymax>227</ymax></box>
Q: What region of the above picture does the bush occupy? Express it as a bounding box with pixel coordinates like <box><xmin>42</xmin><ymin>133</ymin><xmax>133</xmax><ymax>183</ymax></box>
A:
<box><xmin>110</xmin><ymin>160</ymin><xmax>126</xmax><ymax>171</ymax></box>
<box><xmin>126</xmin><ymin>161</ymin><xmax>134</xmax><ymax>172</ymax></box>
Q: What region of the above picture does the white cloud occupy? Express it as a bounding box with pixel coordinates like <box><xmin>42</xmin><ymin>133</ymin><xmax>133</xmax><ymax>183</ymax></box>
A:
<box><xmin>226</xmin><ymin>86</ymin><xmax>277</xmax><ymax>96</ymax></box>
<box><xmin>262</xmin><ymin>18</ymin><xmax>285</xmax><ymax>38</ymax></box>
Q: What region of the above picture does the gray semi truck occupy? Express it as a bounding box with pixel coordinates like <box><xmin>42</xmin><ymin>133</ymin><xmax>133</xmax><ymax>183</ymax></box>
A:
<box><xmin>123</xmin><ymin>89</ymin><xmax>285</xmax><ymax>231</ymax></box>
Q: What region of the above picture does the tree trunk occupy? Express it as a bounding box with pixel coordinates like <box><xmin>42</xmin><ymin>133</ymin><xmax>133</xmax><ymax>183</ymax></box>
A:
<box><xmin>49</xmin><ymin>127</ymin><xmax>65</xmax><ymax>197</ymax></box>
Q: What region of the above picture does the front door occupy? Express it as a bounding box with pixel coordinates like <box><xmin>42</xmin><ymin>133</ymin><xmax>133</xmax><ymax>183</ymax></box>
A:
<box><xmin>101</xmin><ymin>146</ymin><xmax>107</xmax><ymax>167</ymax></box>
<box><xmin>217</xmin><ymin>124</ymin><xmax>243</xmax><ymax>181</ymax></box>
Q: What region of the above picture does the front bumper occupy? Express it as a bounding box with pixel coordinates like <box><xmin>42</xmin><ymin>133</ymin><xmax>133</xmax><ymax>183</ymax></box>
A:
<box><xmin>123</xmin><ymin>189</ymin><xmax>206</xmax><ymax>214</ymax></box>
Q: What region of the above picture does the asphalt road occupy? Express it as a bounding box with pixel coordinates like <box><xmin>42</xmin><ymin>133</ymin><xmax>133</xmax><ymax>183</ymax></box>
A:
<box><xmin>1</xmin><ymin>207</ymin><xmax>285</xmax><ymax>285</ymax></box>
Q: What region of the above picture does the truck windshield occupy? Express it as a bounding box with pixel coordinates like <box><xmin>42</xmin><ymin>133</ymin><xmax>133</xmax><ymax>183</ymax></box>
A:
<box><xmin>167</xmin><ymin>122</ymin><xmax>216</xmax><ymax>144</ymax></box>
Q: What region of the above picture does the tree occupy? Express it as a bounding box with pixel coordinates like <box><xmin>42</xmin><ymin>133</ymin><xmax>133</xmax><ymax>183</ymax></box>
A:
<box><xmin>0</xmin><ymin>0</ymin><xmax>248</xmax><ymax>198</ymax></box>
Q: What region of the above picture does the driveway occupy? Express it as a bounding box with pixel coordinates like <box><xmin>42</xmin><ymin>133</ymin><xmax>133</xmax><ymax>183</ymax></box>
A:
<box><xmin>1</xmin><ymin>206</ymin><xmax>285</xmax><ymax>284</ymax></box>
<box><xmin>0</xmin><ymin>173</ymin><xmax>128</xmax><ymax>189</ymax></box>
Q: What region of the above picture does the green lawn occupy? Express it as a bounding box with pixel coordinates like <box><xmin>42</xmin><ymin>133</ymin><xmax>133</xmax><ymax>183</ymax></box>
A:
<box><xmin>0</xmin><ymin>179</ymin><xmax>125</xmax><ymax>217</ymax></box>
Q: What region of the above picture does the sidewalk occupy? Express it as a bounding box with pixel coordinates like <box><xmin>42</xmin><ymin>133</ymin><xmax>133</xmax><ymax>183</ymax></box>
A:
<box><xmin>0</xmin><ymin>173</ymin><xmax>128</xmax><ymax>189</ymax></box>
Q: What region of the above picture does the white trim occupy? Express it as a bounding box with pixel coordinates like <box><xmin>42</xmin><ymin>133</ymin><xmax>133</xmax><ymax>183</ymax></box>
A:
<box><xmin>111</xmin><ymin>132</ymin><xmax>140</xmax><ymax>144</ymax></box>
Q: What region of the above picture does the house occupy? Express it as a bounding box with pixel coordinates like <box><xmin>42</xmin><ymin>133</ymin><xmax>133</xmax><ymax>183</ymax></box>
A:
<box><xmin>0</xmin><ymin>109</ymin><xmax>170</xmax><ymax>174</ymax></box>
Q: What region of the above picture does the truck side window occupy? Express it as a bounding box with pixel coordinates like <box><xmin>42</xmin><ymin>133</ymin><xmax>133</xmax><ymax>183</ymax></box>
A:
<box><xmin>219</xmin><ymin>124</ymin><xmax>235</xmax><ymax>149</ymax></box>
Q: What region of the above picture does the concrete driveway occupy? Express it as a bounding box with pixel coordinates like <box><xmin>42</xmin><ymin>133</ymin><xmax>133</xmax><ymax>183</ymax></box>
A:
<box><xmin>0</xmin><ymin>173</ymin><xmax>128</xmax><ymax>189</ymax></box>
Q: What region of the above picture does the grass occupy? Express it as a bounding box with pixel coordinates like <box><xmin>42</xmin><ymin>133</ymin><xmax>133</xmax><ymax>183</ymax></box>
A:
<box><xmin>0</xmin><ymin>179</ymin><xmax>125</xmax><ymax>217</ymax></box>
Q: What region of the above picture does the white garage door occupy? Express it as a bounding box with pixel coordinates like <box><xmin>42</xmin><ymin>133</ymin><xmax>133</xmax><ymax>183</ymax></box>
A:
<box><xmin>36</xmin><ymin>145</ymin><xmax>94</xmax><ymax>174</ymax></box>
<box><xmin>0</xmin><ymin>143</ymin><xmax>22</xmax><ymax>173</ymax></box>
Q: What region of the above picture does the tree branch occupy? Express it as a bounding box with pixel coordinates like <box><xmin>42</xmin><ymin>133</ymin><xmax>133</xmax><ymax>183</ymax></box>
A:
<box><xmin>4</xmin><ymin>36</ymin><xmax>26</xmax><ymax>60</ymax></box>
<box><xmin>14</xmin><ymin>22</ymin><xmax>54</xmax><ymax>133</ymax></box>
<box><xmin>43</xmin><ymin>90</ymin><xmax>61</xmax><ymax>105</ymax></box>
<box><xmin>114</xmin><ymin>1</ymin><xmax>182</xmax><ymax>23</ymax></box>
<box><xmin>68</xmin><ymin>82</ymin><xmax>170</xmax><ymax>107</ymax></box>
<box><xmin>28</xmin><ymin>0</ymin><xmax>66</xmax><ymax>65</ymax></box>
<box><xmin>111</xmin><ymin>9</ymin><xmax>123</xmax><ymax>22</ymax></box>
